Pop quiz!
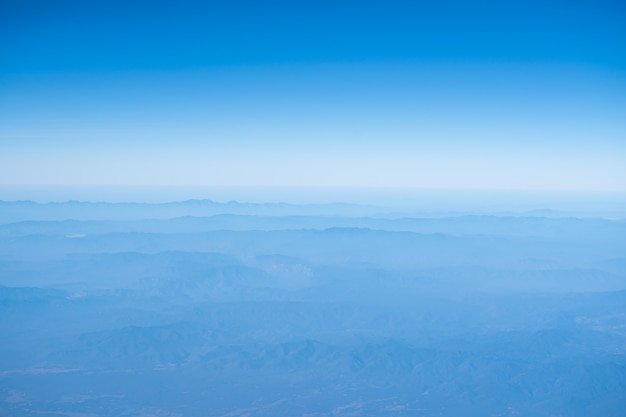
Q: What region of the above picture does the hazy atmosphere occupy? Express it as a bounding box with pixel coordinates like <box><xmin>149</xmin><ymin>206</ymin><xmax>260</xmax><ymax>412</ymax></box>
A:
<box><xmin>1</xmin><ymin>1</ymin><xmax>626</xmax><ymax>417</ymax></box>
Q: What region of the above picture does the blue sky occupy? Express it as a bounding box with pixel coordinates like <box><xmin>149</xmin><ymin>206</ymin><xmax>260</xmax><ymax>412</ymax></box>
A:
<box><xmin>1</xmin><ymin>0</ymin><xmax>625</xmax><ymax>191</ymax></box>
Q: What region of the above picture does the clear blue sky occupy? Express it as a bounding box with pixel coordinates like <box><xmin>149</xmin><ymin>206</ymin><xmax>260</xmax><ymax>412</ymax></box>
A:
<box><xmin>1</xmin><ymin>0</ymin><xmax>625</xmax><ymax>191</ymax></box>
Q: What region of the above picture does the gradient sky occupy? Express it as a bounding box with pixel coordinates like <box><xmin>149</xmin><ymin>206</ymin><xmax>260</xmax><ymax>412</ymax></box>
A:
<box><xmin>1</xmin><ymin>0</ymin><xmax>625</xmax><ymax>191</ymax></box>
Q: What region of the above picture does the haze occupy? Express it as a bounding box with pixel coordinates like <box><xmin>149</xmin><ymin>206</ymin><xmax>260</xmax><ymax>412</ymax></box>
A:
<box><xmin>1</xmin><ymin>1</ymin><xmax>625</xmax><ymax>416</ymax></box>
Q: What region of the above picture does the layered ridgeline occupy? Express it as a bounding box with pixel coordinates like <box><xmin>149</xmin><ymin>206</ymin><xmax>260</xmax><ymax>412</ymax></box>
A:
<box><xmin>1</xmin><ymin>200</ymin><xmax>625</xmax><ymax>416</ymax></box>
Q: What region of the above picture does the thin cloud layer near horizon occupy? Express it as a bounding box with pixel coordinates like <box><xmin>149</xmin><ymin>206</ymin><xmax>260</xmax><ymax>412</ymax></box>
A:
<box><xmin>1</xmin><ymin>0</ymin><xmax>625</xmax><ymax>191</ymax></box>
